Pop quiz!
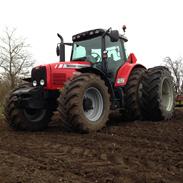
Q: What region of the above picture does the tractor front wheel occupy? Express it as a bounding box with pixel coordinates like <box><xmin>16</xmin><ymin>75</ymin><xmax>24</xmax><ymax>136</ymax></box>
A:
<box><xmin>57</xmin><ymin>73</ymin><xmax>110</xmax><ymax>133</ymax></box>
<box><xmin>4</xmin><ymin>84</ymin><xmax>53</xmax><ymax>131</ymax></box>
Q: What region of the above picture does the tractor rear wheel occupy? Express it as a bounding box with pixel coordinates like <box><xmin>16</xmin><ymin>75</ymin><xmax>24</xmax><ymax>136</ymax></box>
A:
<box><xmin>4</xmin><ymin>84</ymin><xmax>53</xmax><ymax>131</ymax></box>
<box><xmin>57</xmin><ymin>73</ymin><xmax>110</xmax><ymax>133</ymax></box>
<box><xmin>124</xmin><ymin>67</ymin><xmax>146</xmax><ymax>120</ymax></box>
<box><xmin>141</xmin><ymin>66</ymin><xmax>175</xmax><ymax>121</ymax></box>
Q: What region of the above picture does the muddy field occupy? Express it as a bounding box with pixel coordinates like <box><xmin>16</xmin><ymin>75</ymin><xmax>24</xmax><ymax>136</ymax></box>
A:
<box><xmin>0</xmin><ymin>110</ymin><xmax>183</xmax><ymax>183</ymax></box>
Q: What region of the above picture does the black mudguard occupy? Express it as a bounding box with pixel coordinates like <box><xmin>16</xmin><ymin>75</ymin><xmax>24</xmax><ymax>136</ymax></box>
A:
<box><xmin>13</xmin><ymin>86</ymin><xmax>45</xmax><ymax>109</ymax></box>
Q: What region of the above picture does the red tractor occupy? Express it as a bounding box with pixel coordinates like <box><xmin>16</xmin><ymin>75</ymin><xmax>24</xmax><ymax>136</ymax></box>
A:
<box><xmin>4</xmin><ymin>27</ymin><xmax>175</xmax><ymax>133</ymax></box>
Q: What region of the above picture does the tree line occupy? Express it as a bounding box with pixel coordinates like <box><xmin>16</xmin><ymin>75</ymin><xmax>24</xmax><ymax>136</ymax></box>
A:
<box><xmin>163</xmin><ymin>57</ymin><xmax>183</xmax><ymax>94</ymax></box>
<box><xmin>0</xmin><ymin>28</ymin><xmax>34</xmax><ymax>89</ymax></box>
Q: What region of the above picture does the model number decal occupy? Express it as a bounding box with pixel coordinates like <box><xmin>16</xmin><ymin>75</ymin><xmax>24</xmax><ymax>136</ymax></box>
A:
<box><xmin>54</xmin><ymin>64</ymin><xmax>90</xmax><ymax>69</ymax></box>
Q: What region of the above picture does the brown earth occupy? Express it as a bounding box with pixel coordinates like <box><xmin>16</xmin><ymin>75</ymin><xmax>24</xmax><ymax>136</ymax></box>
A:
<box><xmin>0</xmin><ymin>110</ymin><xmax>183</xmax><ymax>183</ymax></box>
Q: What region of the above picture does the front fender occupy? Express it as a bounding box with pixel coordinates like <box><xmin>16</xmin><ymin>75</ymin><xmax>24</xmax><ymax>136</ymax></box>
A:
<box><xmin>77</xmin><ymin>67</ymin><xmax>115</xmax><ymax>98</ymax></box>
<box><xmin>13</xmin><ymin>86</ymin><xmax>45</xmax><ymax>109</ymax></box>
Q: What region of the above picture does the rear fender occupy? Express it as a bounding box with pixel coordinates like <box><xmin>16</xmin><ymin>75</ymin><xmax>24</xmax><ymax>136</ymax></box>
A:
<box><xmin>115</xmin><ymin>53</ymin><xmax>146</xmax><ymax>87</ymax></box>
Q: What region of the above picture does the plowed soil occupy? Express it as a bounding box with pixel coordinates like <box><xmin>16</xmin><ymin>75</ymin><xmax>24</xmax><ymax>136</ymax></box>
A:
<box><xmin>0</xmin><ymin>110</ymin><xmax>183</xmax><ymax>183</ymax></box>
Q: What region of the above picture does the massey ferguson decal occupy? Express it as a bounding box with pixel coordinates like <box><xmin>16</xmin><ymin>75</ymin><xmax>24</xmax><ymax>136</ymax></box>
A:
<box><xmin>54</xmin><ymin>63</ymin><xmax>90</xmax><ymax>69</ymax></box>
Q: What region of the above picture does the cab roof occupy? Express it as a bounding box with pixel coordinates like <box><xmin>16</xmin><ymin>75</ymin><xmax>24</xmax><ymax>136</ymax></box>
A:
<box><xmin>72</xmin><ymin>28</ymin><xmax>128</xmax><ymax>42</ymax></box>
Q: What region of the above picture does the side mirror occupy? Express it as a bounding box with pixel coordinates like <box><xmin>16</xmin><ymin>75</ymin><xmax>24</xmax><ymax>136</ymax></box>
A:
<box><xmin>110</xmin><ymin>30</ymin><xmax>119</xmax><ymax>42</ymax></box>
<box><xmin>56</xmin><ymin>44</ymin><xmax>60</xmax><ymax>56</ymax></box>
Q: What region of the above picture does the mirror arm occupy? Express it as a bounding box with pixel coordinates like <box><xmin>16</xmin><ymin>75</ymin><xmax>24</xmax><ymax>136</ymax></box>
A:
<box><xmin>102</xmin><ymin>27</ymin><xmax>112</xmax><ymax>37</ymax></box>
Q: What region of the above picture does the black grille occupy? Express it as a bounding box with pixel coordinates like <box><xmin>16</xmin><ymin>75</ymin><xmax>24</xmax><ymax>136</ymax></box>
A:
<box><xmin>31</xmin><ymin>66</ymin><xmax>47</xmax><ymax>86</ymax></box>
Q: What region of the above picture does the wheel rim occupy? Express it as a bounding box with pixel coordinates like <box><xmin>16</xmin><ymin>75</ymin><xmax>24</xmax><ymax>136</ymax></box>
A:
<box><xmin>162</xmin><ymin>78</ymin><xmax>174</xmax><ymax>111</ymax></box>
<box><xmin>23</xmin><ymin>108</ymin><xmax>46</xmax><ymax>122</ymax></box>
<box><xmin>83</xmin><ymin>87</ymin><xmax>104</xmax><ymax>122</ymax></box>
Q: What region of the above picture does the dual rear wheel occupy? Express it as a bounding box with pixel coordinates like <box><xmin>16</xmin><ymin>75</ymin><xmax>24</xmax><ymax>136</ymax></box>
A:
<box><xmin>140</xmin><ymin>66</ymin><xmax>175</xmax><ymax>120</ymax></box>
<box><xmin>124</xmin><ymin>66</ymin><xmax>174</xmax><ymax>121</ymax></box>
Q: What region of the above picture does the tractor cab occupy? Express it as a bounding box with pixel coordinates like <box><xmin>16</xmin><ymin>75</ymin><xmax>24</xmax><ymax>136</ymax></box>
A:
<box><xmin>57</xmin><ymin>28</ymin><xmax>128</xmax><ymax>80</ymax></box>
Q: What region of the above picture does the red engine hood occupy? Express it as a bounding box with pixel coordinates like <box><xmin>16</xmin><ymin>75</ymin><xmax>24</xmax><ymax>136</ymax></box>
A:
<box><xmin>40</xmin><ymin>61</ymin><xmax>91</xmax><ymax>90</ymax></box>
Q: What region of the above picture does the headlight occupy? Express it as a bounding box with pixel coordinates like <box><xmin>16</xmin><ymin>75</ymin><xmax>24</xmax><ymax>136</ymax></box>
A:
<box><xmin>40</xmin><ymin>79</ymin><xmax>45</xmax><ymax>86</ymax></box>
<box><xmin>33</xmin><ymin>80</ymin><xmax>37</xmax><ymax>86</ymax></box>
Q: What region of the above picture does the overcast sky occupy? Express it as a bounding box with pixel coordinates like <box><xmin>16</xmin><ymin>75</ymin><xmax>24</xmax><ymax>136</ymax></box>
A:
<box><xmin>0</xmin><ymin>0</ymin><xmax>182</xmax><ymax>68</ymax></box>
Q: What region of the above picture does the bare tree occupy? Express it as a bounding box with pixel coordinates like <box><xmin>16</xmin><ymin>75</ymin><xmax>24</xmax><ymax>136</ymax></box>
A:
<box><xmin>163</xmin><ymin>56</ymin><xmax>183</xmax><ymax>93</ymax></box>
<box><xmin>0</xmin><ymin>28</ymin><xmax>34</xmax><ymax>88</ymax></box>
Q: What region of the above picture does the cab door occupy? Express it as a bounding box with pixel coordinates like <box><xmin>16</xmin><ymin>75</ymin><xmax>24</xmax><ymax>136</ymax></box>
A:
<box><xmin>105</xmin><ymin>36</ymin><xmax>126</xmax><ymax>80</ymax></box>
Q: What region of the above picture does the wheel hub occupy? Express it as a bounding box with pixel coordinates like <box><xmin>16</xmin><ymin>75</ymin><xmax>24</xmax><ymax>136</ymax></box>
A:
<box><xmin>83</xmin><ymin>87</ymin><xmax>104</xmax><ymax>122</ymax></box>
<box><xmin>83</xmin><ymin>97</ymin><xmax>93</xmax><ymax>112</ymax></box>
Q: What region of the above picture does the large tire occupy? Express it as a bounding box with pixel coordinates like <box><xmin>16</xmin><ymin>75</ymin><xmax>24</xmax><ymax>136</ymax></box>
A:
<box><xmin>141</xmin><ymin>66</ymin><xmax>175</xmax><ymax>121</ymax></box>
<box><xmin>124</xmin><ymin>67</ymin><xmax>146</xmax><ymax>120</ymax></box>
<box><xmin>56</xmin><ymin>80</ymin><xmax>73</xmax><ymax>132</ymax></box>
<box><xmin>57</xmin><ymin>73</ymin><xmax>110</xmax><ymax>133</ymax></box>
<box><xmin>4</xmin><ymin>84</ymin><xmax>53</xmax><ymax>131</ymax></box>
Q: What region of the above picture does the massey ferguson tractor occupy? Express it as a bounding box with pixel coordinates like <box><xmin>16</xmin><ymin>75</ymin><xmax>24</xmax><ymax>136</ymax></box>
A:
<box><xmin>4</xmin><ymin>27</ymin><xmax>175</xmax><ymax>133</ymax></box>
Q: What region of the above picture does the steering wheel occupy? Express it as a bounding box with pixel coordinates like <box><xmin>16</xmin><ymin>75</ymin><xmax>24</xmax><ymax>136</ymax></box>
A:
<box><xmin>91</xmin><ymin>53</ymin><xmax>101</xmax><ymax>62</ymax></box>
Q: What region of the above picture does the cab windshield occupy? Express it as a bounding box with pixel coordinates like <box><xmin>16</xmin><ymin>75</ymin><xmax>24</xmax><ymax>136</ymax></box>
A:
<box><xmin>71</xmin><ymin>36</ymin><xmax>102</xmax><ymax>63</ymax></box>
